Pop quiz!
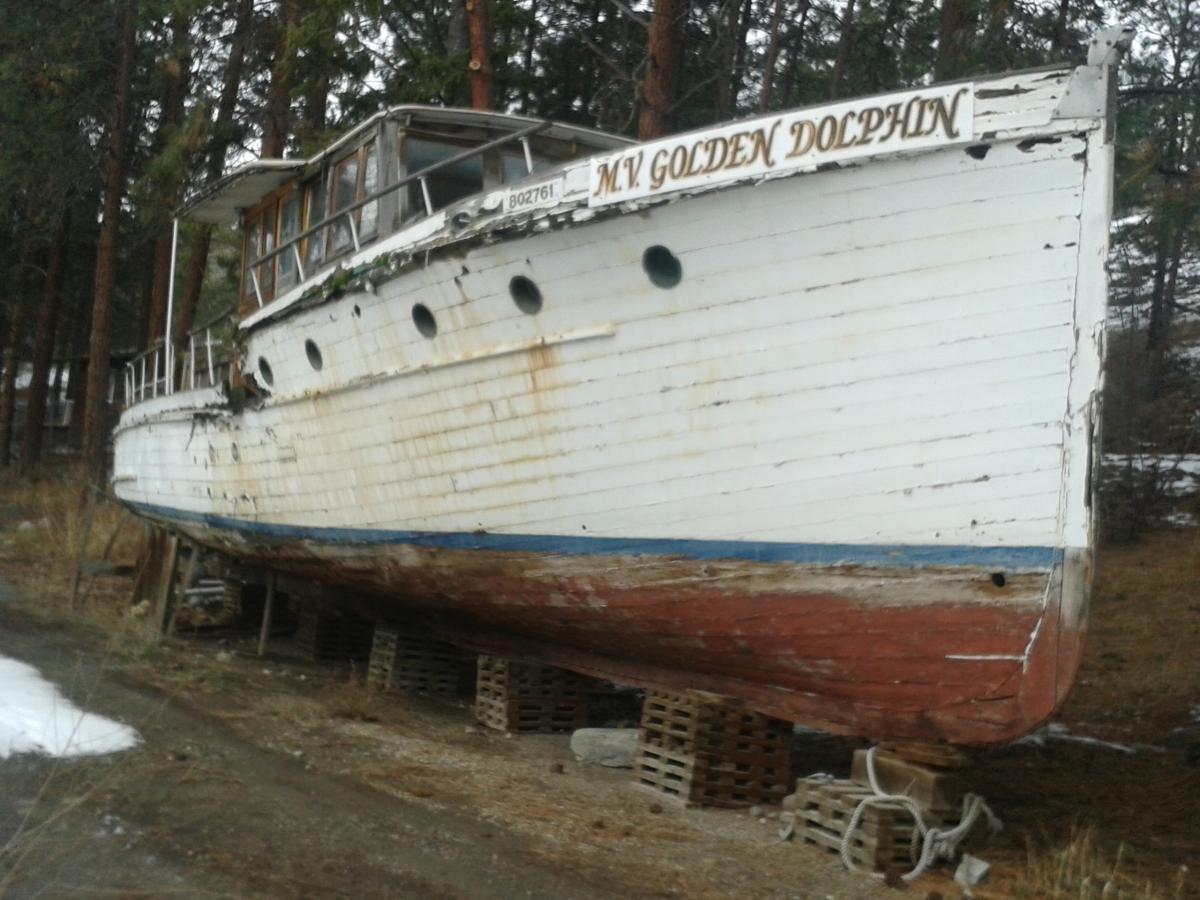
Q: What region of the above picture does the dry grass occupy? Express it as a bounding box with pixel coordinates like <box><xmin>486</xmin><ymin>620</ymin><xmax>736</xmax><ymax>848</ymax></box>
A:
<box><xmin>1072</xmin><ymin>530</ymin><xmax>1200</xmax><ymax>737</ymax></box>
<box><xmin>1008</xmin><ymin>827</ymin><xmax>1189</xmax><ymax>899</ymax></box>
<box><xmin>316</xmin><ymin>669</ymin><xmax>387</xmax><ymax>723</ymax></box>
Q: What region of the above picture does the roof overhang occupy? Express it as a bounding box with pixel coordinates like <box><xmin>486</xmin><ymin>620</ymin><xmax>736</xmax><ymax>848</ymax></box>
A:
<box><xmin>180</xmin><ymin>160</ymin><xmax>308</xmax><ymax>225</ymax></box>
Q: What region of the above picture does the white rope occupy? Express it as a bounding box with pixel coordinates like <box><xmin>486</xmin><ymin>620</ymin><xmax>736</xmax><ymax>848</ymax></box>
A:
<box><xmin>838</xmin><ymin>745</ymin><xmax>1003</xmax><ymax>882</ymax></box>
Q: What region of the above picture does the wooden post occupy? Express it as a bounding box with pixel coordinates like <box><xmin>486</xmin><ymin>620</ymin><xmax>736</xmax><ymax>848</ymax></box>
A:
<box><xmin>151</xmin><ymin>534</ymin><xmax>181</xmax><ymax>637</ymax></box>
<box><xmin>258</xmin><ymin>571</ymin><xmax>277</xmax><ymax>657</ymax></box>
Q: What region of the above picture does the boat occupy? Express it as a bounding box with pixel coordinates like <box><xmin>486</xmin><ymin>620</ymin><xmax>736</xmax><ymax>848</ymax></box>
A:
<box><xmin>112</xmin><ymin>27</ymin><xmax>1133</xmax><ymax>746</ymax></box>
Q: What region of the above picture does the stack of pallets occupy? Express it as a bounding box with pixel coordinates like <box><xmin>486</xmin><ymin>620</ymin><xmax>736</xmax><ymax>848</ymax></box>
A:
<box><xmin>294</xmin><ymin>606</ymin><xmax>374</xmax><ymax>662</ymax></box>
<box><xmin>474</xmin><ymin>655</ymin><xmax>590</xmax><ymax>733</ymax></box>
<box><xmin>632</xmin><ymin>689</ymin><xmax>793</xmax><ymax>808</ymax></box>
<box><xmin>783</xmin><ymin>777</ymin><xmax>956</xmax><ymax>871</ymax></box>
<box><xmin>367</xmin><ymin>629</ymin><xmax>473</xmax><ymax>696</ymax></box>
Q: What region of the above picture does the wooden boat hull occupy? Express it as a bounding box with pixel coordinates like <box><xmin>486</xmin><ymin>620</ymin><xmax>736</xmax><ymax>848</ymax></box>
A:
<box><xmin>124</xmin><ymin>500</ymin><xmax>1088</xmax><ymax>745</ymax></box>
<box><xmin>113</xmin><ymin>46</ymin><xmax>1127</xmax><ymax>744</ymax></box>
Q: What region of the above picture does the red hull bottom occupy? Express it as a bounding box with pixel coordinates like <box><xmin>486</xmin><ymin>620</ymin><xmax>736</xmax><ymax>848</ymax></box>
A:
<box><xmin>170</xmin><ymin>520</ymin><xmax>1089</xmax><ymax>746</ymax></box>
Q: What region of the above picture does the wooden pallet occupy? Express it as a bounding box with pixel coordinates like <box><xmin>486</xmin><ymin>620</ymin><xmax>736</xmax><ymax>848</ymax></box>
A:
<box><xmin>634</xmin><ymin>743</ymin><xmax>790</xmax><ymax>808</ymax></box>
<box><xmin>295</xmin><ymin>606</ymin><xmax>373</xmax><ymax>662</ymax></box>
<box><xmin>367</xmin><ymin>629</ymin><xmax>473</xmax><ymax>695</ymax></box>
<box><xmin>787</xmin><ymin>777</ymin><xmax>954</xmax><ymax>871</ymax></box>
<box><xmin>878</xmin><ymin>740</ymin><xmax>970</xmax><ymax>769</ymax></box>
<box><xmin>634</xmin><ymin>690</ymin><xmax>793</xmax><ymax>808</ymax></box>
<box><xmin>474</xmin><ymin>656</ymin><xmax>590</xmax><ymax>733</ymax></box>
<box><xmin>640</xmin><ymin>690</ymin><xmax>793</xmax><ymax>758</ymax></box>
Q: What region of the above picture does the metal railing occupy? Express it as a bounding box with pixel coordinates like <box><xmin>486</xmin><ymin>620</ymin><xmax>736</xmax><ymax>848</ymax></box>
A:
<box><xmin>125</xmin><ymin>309</ymin><xmax>232</xmax><ymax>405</ymax></box>
<box><xmin>244</xmin><ymin>120</ymin><xmax>551</xmax><ymax>308</ymax></box>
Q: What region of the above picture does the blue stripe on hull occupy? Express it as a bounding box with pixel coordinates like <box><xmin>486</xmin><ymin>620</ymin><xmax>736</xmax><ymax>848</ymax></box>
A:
<box><xmin>126</xmin><ymin>500</ymin><xmax>1062</xmax><ymax>570</ymax></box>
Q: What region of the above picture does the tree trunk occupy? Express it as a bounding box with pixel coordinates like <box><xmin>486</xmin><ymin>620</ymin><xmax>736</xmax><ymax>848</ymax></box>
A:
<box><xmin>173</xmin><ymin>0</ymin><xmax>254</xmax><ymax>349</ymax></box>
<box><xmin>713</xmin><ymin>0</ymin><xmax>740</xmax><ymax>120</ymax></box>
<box><xmin>639</xmin><ymin>0</ymin><xmax>686</xmax><ymax>139</ymax></box>
<box><xmin>0</xmin><ymin>297</ymin><xmax>27</xmax><ymax>467</ymax></box>
<box><xmin>1053</xmin><ymin>0</ymin><xmax>1070</xmax><ymax>59</ymax></box>
<box><xmin>19</xmin><ymin>216</ymin><xmax>69</xmax><ymax>472</ymax></box>
<box><xmin>146</xmin><ymin>12</ymin><xmax>191</xmax><ymax>347</ymax></box>
<box><xmin>828</xmin><ymin>0</ymin><xmax>857</xmax><ymax>99</ymax></box>
<box><xmin>936</xmin><ymin>0</ymin><xmax>967</xmax><ymax>81</ymax></box>
<box><xmin>262</xmin><ymin>0</ymin><xmax>299</xmax><ymax>157</ymax></box>
<box><xmin>759</xmin><ymin>0</ymin><xmax>788</xmax><ymax>112</ymax></box>
<box><xmin>82</xmin><ymin>2</ymin><xmax>137</xmax><ymax>487</ymax></box>
<box><xmin>466</xmin><ymin>0</ymin><xmax>493</xmax><ymax>110</ymax></box>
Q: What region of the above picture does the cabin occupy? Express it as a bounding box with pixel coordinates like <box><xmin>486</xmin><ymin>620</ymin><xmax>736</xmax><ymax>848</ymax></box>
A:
<box><xmin>182</xmin><ymin>107</ymin><xmax>631</xmax><ymax>322</ymax></box>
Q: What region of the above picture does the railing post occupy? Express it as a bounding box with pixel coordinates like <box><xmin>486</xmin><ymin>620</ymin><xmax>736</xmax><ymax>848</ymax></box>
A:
<box><xmin>348</xmin><ymin>212</ymin><xmax>360</xmax><ymax>252</ymax></box>
<box><xmin>292</xmin><ymin>243</ymin><xmax>306</xmax><ymax>282</ymax></box>
<box><xmin>205</xmin><ymin>330</ymin><xmax>214</xmax><ymax>388</ymax></box>
<box><xmin>419</xmin><ymin>176</ymin><xmax>434</xmax><ymax>217</ymax></box>
<box><xmin>250</xmin><ymin>269</ymin><xmax>264</xmax><ymax>308</ymax></box>
<box><xmin>140</xmin><ymin>357</ymin><xmax>146</xmax><ymax>401</ymax></box>
<box><xmin>165</xmin><ymin>217</ymin><xmax>179</xmax><ymax>394</ymax></box>
<box><xmin>189</xmin><ymin>335</ymin><xmax>196</xmax><ymax>390</ymax></box>
<box><xmin>151</xmin><ymin>350</ymin><xmax>158</xmax><ymax>398</ymax></box>
<box><xmin>521</xmin><ymin>137</ymin><xmax>534</xmax><ymax>175</ymax></box>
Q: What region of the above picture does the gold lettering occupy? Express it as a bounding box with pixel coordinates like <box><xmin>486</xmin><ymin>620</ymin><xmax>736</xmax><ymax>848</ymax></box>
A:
<box><xmin>855</xmin><ymin>106</ymin><xmax>884</xmax><ymax>146</ymax></box>
<box><xmin>815</xmin><ymin>115</ymin><xmax>838</xmax><ymax>152</ymax></box>
<box><xmin>787</xmin><ymin>120</ymin><xmax>816</xmax><ymax>158</ymax></box>
<box><xmin>593</xmin><ymin>160</ymin><xmax>620</xmax><ymax>197</ymax></box>
<box><xmin>901</xmin><ymin>95</ymin><xmax>927</xmax><ymax>138</ymax></box>
<box><xmin>703</xmin><ymin>137</ymin><xmax>729</xmax><ymax>172</ymax></box>
<box><xmin>834</xmin><ymin>111</ymin><xmax>858</xmax><ymax>149</ymax></box>
<box><xmin>725</xmin><ymin>132</ymin><xmax>749</xmax><ymax>168</ymax></box>
<box><xmin>927</xmin><ymin>86</ymin><xmax>970</xmax><ymax>138</ymax></box>
<box><xmin>649</xmin><ymin>148</ymin><xmax>670</xmax><ymax>190</ymax></box>
<box><xmin>621</xmin><ymin>150</ymin><xmax>644</xmax><ymax>189</ymax></box>
<box><xmin>684</xmin><ymin>140</ymin><xmax>707</xmax><ymax>176</ymax></box>
<box><xmin>669</xmin><ymin>145</ymin><xmax>689</xmax><ymax>179</ymax></box>
<box><xmin>878</xmin><ymin>103</ymin><xmax>905</xmax><ymax>141</ymax></box>
<box><xmin>746</xmin><ymin>122</ymin><xmax>780</xmax><ymax>167</ymax></box>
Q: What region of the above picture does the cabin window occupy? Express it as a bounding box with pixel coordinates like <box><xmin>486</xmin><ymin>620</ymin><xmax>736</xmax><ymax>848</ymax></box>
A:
<box><xmin>405</xmin><ymin>137</ymin><xmax>483</xmax><ymax>217</ymax></box>
<box><xmin>278</xmin><ymin>192</ymin><xmax>301</xmax><ymax>289</ymax></box>
<box><xmin>360</xmin><ymin>143</ymin><xmax>379</xmax><ymax>237</ymax></box>
<box><xmin>261</xmin><ymin>204</ymin><xmax>277</xmax><ymax>297</ymax></box>
<box><xmin>304</xmin><ymin>177</ymin><xmax>326</xmax><ymax>266</ymax></box>
<box><xmin>329</xmin><ymin>152</ymin><xmax>360</xmax><ymax>253</ymax></box>
<box><xmin>501</xmin><ymin>151</ymin><xmax>531</xmax><ymax>183</ymax></box>
<box><xmin>241</xmin><ymin>215</ymin><xmax>261</xmax><ymax>306</ymax></box>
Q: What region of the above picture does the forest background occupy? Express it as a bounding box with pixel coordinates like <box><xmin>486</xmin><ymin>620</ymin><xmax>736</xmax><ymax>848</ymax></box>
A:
<box><xmin>0</xmin><ymin>0</ymin><xmax>1196</xmax><ymax>535</ymax></box>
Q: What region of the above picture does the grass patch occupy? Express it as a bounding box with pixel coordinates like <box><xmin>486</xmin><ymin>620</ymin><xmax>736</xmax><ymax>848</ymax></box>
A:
<box><xmin>1008</xmin><ymin>827</ymin><xmax>1189</xmax><ymax>899</ymax></box>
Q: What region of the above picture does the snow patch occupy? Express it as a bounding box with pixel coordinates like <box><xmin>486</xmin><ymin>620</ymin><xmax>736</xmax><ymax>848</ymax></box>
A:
<box><xmin>0</xmin><ymin>655</ymin><xmax>139</xmax><ymax>760</ymax></box>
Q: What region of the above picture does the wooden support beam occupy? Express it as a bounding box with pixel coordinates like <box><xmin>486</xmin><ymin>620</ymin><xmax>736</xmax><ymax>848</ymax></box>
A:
<box><xmin>257</xmin><ymin>571</ymin><xmax>277</xmax><ymax>657</ymax></box>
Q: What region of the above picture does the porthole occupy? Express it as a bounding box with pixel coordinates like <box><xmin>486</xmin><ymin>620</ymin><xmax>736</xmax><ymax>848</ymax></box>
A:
<box><xmin>412</xmin><ymin>303</ymin><xmax>438</xmax><ymax>338</ymax></box>
<box><xmin>643</xmin><ymin>245</ymin><xmax>682</xmax><ymax>288</ymax></box>
<box><xmin>230</xmin><ymin>443</ymin><xmax>240</xmax><ymax>462</ymax></box>
<box><xmin>509</xmin><ymin>275</ymin><xmax>543</xmax><ymax>315</ymax></box>
<box><xmin>305</xmin><ymin>338</ymin><xmax>324</xmax><ymax>371</ymax></box>
<box><xmin>257</xmin><ymin>357</ymin><xmax>274</xmax><ymax>387</ymax></box>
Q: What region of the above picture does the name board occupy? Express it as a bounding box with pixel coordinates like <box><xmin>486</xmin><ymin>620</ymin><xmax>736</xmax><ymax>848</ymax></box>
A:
<box><xmin>588</xmin><ymin>85</ymin><xmax>974</xmax><ymax>207</ymax></box>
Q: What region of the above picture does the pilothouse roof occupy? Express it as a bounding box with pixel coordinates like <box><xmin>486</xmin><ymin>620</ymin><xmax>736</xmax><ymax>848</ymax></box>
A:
<box><xmin>181</xmin><ymin>105</ymin><xmax>632</xmax><ymax>225</ymax></box>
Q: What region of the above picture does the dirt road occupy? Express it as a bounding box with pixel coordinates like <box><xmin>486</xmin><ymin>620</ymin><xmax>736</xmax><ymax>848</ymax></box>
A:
<box><xmin>0</xmin><ymin>603</ymin><xmax>887</xmax><ymax>899</ymax></box>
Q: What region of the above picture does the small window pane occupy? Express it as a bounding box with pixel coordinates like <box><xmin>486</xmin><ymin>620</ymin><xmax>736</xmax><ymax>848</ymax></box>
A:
<box><xmin>305</xmin><ymin>179</ymin><xmax>326</xmax><ymax>266</ymax></box>
<box><xmin>502</xmin><ymin>152</ymin><xmax>530</xmax><ymax>183</ymax></box>
<box><xmin>242</xmin><ymin>218</ymin><xmax>260</xmax><ymax>303</ymax></box>
<box><xmin>329</xmin><ymin>155</ymin><xmax>359</xmax><ymax>253</ymax></box>
<box><xmin>278</xmin><ymin>193</ymin><xmax>301</xmax><ymax>288</ymax></box>
<box><xmin>405</xmin><ymin>138</ymin><xmax>483</xmax><ymax>217</ymax></box>
<box><xmin>360</xmin><ymin>143</ymin><xmax>379</xmax><ymax>237</ymax></box>
<box><xmin>260</xmin><ymin>204</ymin><xmax>276</xmax><ymax>296</ymax></box>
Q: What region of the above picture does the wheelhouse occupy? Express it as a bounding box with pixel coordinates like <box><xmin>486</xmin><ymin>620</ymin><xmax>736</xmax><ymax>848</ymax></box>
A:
<box><xmin>182</xmin><ymin>107</ymin><xmax>630</xmax><ymax>320</ymax></box>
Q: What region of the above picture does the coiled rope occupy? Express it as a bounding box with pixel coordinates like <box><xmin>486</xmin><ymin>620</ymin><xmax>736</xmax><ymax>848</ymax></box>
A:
<box><xmin>838</xmin><ymin>745</ymin><xmax>1003</xmax><ymax>882</ymax></box>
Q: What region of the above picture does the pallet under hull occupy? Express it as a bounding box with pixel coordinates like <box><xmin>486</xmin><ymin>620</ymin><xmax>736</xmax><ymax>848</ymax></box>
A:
<box><xmin>130</xmin><ymin>501</ymin><xmax>1087</xmax><ymax>746</ymax></box>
